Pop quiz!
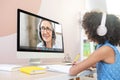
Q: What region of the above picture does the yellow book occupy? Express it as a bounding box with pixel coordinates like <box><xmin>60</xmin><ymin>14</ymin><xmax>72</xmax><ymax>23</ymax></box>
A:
<box><xmin>19</xmin><ymin>66</ymin><xmax>46</xmax><ymax>75</ymax></box>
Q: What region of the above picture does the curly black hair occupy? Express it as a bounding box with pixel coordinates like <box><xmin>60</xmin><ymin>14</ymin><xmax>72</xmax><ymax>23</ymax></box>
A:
<box><xmin>82</xmin><ymin>11</ymin><xmax>120</xmax><ymax>46</ymax></box>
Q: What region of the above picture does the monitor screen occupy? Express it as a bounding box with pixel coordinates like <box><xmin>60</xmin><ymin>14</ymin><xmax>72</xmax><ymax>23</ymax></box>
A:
<box><xmin>17</xmin><ymin>9</ymin><xmax>64</xmax><ymax>65</ymax></box>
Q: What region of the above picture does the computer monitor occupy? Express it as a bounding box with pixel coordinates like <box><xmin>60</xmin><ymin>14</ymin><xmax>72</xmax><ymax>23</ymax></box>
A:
<box><xmin>17</xmin><ymin>9</ymin><xmax>64</xmax><ymax>65</ymax></box>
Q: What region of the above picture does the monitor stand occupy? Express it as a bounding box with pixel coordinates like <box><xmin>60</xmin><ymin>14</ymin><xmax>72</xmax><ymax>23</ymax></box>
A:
<box><xmin>29</xmin><ymin>58</ymin><xmax>41</xmax><ymax>65</ymax></box>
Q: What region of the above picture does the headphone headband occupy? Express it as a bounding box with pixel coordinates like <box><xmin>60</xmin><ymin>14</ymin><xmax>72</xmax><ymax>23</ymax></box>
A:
<box><xmin>101</xmin><ymin>13</ymin><xmax>106</xmax><ymax>26</ymax></box>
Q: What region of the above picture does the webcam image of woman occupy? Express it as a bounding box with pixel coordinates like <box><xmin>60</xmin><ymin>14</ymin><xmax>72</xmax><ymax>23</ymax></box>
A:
<box><xmin>37</xmin><ymin>19</ymin><xmax>56</xmax><ymax>49</ymax></box>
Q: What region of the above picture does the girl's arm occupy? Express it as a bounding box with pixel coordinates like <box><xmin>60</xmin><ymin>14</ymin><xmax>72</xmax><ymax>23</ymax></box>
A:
<box><xmin>69</xmin><ymin>46</ymin><xmax>114</xmax><ymax>76</ymax></box>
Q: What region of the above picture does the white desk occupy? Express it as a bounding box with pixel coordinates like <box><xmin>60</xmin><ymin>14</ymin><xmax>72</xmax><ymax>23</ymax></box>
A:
<box><xmin>0</xmin><ymin>69</ymin><xmax>93</xmax><ymax>80</ymax></box>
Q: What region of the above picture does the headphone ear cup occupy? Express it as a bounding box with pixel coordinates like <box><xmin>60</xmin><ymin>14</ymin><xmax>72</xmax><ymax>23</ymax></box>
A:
<box><xmin>97</xmin><ymin>25</ymin><xmax>107</xmax><ymax>36</ymax></box>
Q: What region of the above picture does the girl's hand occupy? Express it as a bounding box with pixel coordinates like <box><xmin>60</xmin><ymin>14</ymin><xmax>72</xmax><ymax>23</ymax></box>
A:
<box><xmin>72</xmin><ymin>61</ymin><xmax>79</xmax><ymax>66</ymax></box>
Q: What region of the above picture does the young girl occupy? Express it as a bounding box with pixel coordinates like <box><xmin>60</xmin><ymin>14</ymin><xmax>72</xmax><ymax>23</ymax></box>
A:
<box><xmin>69</xmin><ymin>11</ymin><xmax>120</xmax><ymax>80</ymax></box>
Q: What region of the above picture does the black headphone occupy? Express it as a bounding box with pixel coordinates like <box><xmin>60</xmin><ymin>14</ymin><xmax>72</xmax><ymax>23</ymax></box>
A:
<box><xmin>97</xmin><ymin>13</ymin><xmax>107</xmax><ymax>36</ymax></box>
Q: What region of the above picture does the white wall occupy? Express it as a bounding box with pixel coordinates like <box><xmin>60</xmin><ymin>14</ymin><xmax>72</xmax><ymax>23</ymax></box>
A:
<box><xmin>0</xmin><ymin>34</ymin><xmax>29</xmax><ymax>64</ymax></box>
<box><xmin>39</xmin><ymin>0</ymin><xmax>85</xmax><ymax>60</ymax></box>
<box><xmin>106</xmin><ymin>0</ymin><xmax>120</xmax><ymax>15</ymax></box>
<box><xmin>85</xmin><ymin>0</ymin><xmax>107</xmax><ymax>12</ymax></box>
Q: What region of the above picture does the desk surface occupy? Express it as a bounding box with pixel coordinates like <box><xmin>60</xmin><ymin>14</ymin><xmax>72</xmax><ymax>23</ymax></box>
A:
<box><xmin>0</xmin><ymin>69</ymin><xmax>92</xmax><ymax>80</ymax></box>
<box><xmin>0</xmin><ymin>60</ymin><xmax>94</xmax><ymax>80</ymax></box>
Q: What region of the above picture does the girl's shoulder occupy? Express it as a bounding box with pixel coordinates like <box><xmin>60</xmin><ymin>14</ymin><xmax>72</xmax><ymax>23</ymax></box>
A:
<box><xmin>97</xmin><ymin>41</ymin><xmax>118</xmax><ymax>55</ymax></box>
